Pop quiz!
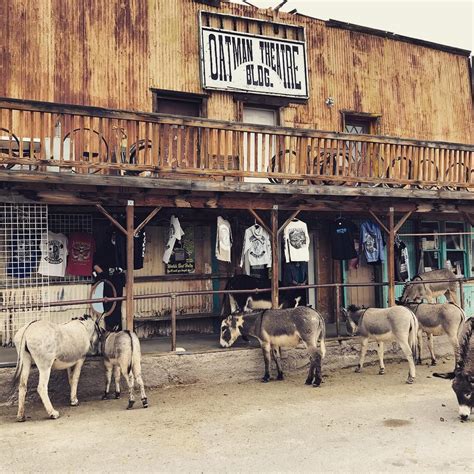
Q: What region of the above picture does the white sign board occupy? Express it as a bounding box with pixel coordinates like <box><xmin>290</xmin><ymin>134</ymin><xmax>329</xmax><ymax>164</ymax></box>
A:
<box><xmin>200</xmin><ymin>26</ymin><xmax>308</xmax><ymax>98</ymax></box>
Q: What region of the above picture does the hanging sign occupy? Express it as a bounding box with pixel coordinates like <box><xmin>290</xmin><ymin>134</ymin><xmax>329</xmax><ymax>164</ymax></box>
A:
<box><xmin>200</xmin><ymin>26</ymin><xmax>308</xmax><ymax>98</ymax></box>
<box><xmin>166</xmin><ymin>226</ymin><xmax>195</xmax><ymax>274</ymax></box>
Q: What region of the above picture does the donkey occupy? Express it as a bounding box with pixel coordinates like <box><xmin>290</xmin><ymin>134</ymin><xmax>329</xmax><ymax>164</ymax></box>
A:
<box><xmin>220</xmin><ymin>306</ymin><xmax>326</xmax><ymax>387</ymax></box>
<box><xmin>102</xmin><ymin>330</ymin><xmax>148</xmax><ymax>409</ymax></box>
<box><xmin>341</xmin><ymin>305</ymin><xmax>418</xmax><ymax>384</ymax></box>
<box><xmin>400</xmin><ymin>268</ymin><xmax>458</xmax><ymax>304</ymax></box>
<box><xmin>12</xmin><ymin>315</ymin><xmax>102</xmax><ymax>422</ymax></box>
<box><xmin>398</xmin><ymin>301</ymin><xmax>465</xmax><ymax>367</ymax></box>
<box><xmin>434</xmin><ymin>318</ymin><xmax>474</xmax><ymax>421</ymax></box>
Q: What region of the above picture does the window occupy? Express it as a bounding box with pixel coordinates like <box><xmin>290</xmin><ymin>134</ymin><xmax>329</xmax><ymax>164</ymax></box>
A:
<box><xmin>152</xmin><ymin>90</ymin><xmax>205</xmax><ymax>117</ymax></box>
<box><xmin>341</xmin><ymin>111</ymin><xmax>381</xmax><ymax>135</ymax></box>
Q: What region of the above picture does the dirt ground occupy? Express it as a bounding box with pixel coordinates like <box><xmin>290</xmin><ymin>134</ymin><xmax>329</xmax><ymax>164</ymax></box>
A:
<box><xmin>1</xmin><ymin>361</ymin><xmax>472</xmax><ymax>473</ymax></box>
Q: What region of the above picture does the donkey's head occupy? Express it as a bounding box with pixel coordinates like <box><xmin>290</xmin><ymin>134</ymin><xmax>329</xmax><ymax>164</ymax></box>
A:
<box><xmin>341</xmin><ymin>305</ymin><xmax>362</xmax><ymax>336</ymax></box>
<box><xmin>74</xmin><ymin>314</ymin><xmax>104</xmax><ymax>355</ymax></box>
<box><xmin>399</xmin><ymin>277</ymin><xmax>424</xmax><ymax>303</ymax></box>
<box><xmin>220</xmin><ymin>312</ymin><xmax>245</xmax><ymax>348</ymax></box>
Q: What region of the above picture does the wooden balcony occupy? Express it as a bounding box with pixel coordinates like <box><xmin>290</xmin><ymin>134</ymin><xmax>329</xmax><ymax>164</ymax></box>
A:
<box><xmin>1</xmin><ymin>97</ymin><xmax>473</xmax><ymax>192</ymax></box>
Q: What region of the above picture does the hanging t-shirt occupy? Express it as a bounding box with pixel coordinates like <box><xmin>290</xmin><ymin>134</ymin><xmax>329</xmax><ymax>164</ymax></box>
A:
<box><xmin>115</xmin><ymin>229</ymin><xmax>146</xmax><ymax>270</ymax></box>
<box><xmin>240</xmin><ymin>224</ymin><xmax>272</xmax><ymax>271</ymax></box>
<box><xmin>395</xmin><ymin>239</ymin><xmax>410</xmax><ymax>282</ymax></box>
<box><xmin>38</xmin><ymin>231</ymin><xmax>68</xmax><ymax>277</ymax></box>
<box><xmin>360</xmin><ymin>220</ymin><xmax>385</xmax><ymax>264</ymax></box>
<box><xmin>283</xmin><ymin>219</ymin><xmax>310</xmax><ymax>263</ymax></box>
<box><xmin>331</xmin><ymin>218</ymin><xmax>358</xmax><ymax>260</ymax></box>
<box><xmin>216</xmin><ymin>216</ymin><xmax>232</xmax><ymax>262</ymax></box>
<box><xmin>163</xmin><ymin>215</ymin><xmax>185</xmax><ymax>264</ymax></box>
<box><xmin>66</xmin><ymin>232</ymin><xmax>96</xmax><ymax>276</ymax></box>
<box><xmin>6</xmin><ymin>237</ymin><xmax>40</xmax><ymax>278</ymax></box>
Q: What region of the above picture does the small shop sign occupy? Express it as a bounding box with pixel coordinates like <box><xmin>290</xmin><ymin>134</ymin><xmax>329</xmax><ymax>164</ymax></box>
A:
<box><xmin>200</xmin><ymin>26</ymin><xmax>308</xmax><ymax>98</ymax></box>
<box><xmin>166</xmin><ymin>227</ymin><xmax>195</xmax><ymax>274</ymax></box>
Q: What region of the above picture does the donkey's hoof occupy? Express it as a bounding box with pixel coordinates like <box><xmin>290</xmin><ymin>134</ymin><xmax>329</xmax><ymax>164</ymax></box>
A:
<box><xmin>431</xmin><ymin>359</ymin><xmax>437</xmax><ymax>366</ymax></box>
<box><xmin>127</xmin><ymin>400</ymin><xmax>135</xmax><ymax>410</ymax></box>
<box><xmin>49</xmin><ymin>410</ymin><xmax>60</xmax><ymax>419</ymax></box>
<box><xmin>262</xmin><ymin>376</ymin><xmax>270</xmax><ymax>383</ymax></box>
<box><xmin>115</xmin><ymin>392</ymin><xmax>121</xmax><ymax>399</ymax></box>
<box><xmin>70</xmin><ymin>399</ymin><xmax>79</xmax><ymax>406</ymax></box>
<box><xmin>312</xmin><ymin>379</ymin><xmax>322</xmax><ymax>388</ymax></box>
<box><xmin>406</xmin><ymin>376</ymin><xmax>415</xmax><ymax>384</ymax></box>
<box><xmin>305</xmin><ymin>379</ymin><xmax>312</xmax><ymax>385</ymax></box>
<box><xmin>276</xmin><ymin>373</ymin><xmax>284</xmax><ymax>381</ymax></box>
<box><xmin>379</xmin><ymin>368</ymin><xmax>385</xmax><ymax>375</ymax></box>
<box><xmin>355</xmin><ymin>366</ymin><xmax>361</xmax><ymax>373</ymax></box>
<box><xmin>142</xmin><ymin>398</ymin><xmax>149</xmax><ymax>408</ymax></box>
<box><xmin>16</xmin><ymin>415</ymin><xmax>26</xmax><ymax>422</ymax></box>
<box><xmin>102</xmin><ymin>392</ymin><xmax>109</xmax><ymax>400</ymax></box>
<box><xmin>416</xmin><ymin>359</ymin><xmax>422</xmax><ymax>366</ymax></box>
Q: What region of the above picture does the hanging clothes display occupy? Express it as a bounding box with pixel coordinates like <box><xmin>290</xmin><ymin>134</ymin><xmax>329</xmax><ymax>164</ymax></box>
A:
<box><xmin>240</xmin><ymin>224</ymin><xmax>272</xmax><ymax>275</ymax></box>
<box><xmin>394</xmin><ymin>236</ymin><xmax>410</xmax><ymax>282</ymax></box>
<box><xmin>115</xmin><ymin>228</ymin><xmax>146</xmax><ymax>270</ymax></box>
<box><xmin>283</xmin><ymin>219</ymin><xmax>310</xmax><ymax>263</ymax></box>
<box><xmin>359</xmin><ymin>220</ymin><xmax>385</xmax><ymax>264</ymax></box>
<box><xmin>215</xmin><ymin>216</ymin><xmax>232</xmax><ymax>262</ymax></box>
<box><xmin>330</xmin><ymin>217</ymin><xmax>358</xmax><ymax>260</ymax></box>
<box><xmin>66</xmin><ymin>232</ymin><xmax>96</xmax><ymax>276</ymax></box>
<box><xmin>37</xmin><ymin>231</ymin><xmax>68</xmax><ymax>277</ymax></box>
<box><xmin>6</xmin><ymin>236</ymin><xmax>40</xmax><ymax>278</ymax></box>
<box><xmin>163</xmin><ymin>215</ymin><xmax>185</xmax><ymax>264</ymax></box>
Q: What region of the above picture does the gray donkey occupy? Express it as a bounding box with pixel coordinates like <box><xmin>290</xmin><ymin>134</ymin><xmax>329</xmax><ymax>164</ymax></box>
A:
<box><xmin>400</xmin><ymin>268</ymin><xmax>458</xmax><ymax>304</ymax></box>
<box><xmin>102</xmin><ymin>330</ymin><xmax>148</xmax><ymax>409</ymax></box>
<box><xmin>12</xmin><ymin>315</ymin><xmax>102</xmax><ymax>421</ymax></box>
<box><xmin>220</xmin><ymin>306</ymin><xmax>326</xmax><ymax>387</ymax></box>
<box><xmin>434</xmin><ymin>318</ymin><xmax>474</xmax><ymax>421</ymax></box>
<box><xmin>399</xmin><ymin>301</ymin><xmax>465</xmax><ymax>367</ymax></box>
<box><xmin>342</xmin><ymin>305</ymin><xmax>418</xmax><ymax>384</ymax></box>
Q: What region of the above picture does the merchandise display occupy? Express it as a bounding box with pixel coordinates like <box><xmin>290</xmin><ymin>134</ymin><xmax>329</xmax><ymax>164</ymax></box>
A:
<box><xmin>37</xmin><ymin>231</ymin><xmax>68</xmax><ymax>277</ymax></box>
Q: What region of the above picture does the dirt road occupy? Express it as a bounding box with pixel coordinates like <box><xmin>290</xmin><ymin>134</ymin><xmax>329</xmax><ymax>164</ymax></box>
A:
<box><xmin>2</xmin><ymin>362</ymin><xmax>472</xmax><ymax>473</ymax></box>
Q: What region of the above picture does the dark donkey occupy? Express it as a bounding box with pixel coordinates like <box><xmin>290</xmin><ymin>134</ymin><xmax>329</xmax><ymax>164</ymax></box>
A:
<box><xmin>220</xmin><ymin>306</ymin><xmax>326</xmax><ymax>387</ymax></box>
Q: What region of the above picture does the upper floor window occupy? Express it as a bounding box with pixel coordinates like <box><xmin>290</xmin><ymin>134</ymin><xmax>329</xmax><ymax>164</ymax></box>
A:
<box><xmin>341</xmin><ymin>111</ymin><xmax>381</xmax><ymax>135</ymax></box>
<box><xmin>152</xmin><ymin>89</ymin><xmax>206</xmax><ymax>117</ymax></box>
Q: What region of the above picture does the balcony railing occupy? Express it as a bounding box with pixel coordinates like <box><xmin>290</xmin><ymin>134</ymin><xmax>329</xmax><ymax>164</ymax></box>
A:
<box><xmin>0</xmin><ymin>97</ymin><xmax>473</xmax><ymax>191</ymax></box>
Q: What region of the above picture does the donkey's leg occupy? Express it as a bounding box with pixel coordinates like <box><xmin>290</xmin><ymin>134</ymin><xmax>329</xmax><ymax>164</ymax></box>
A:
<box><xmin>69</xmin><ymin>359</ymin><xmax>85</xmax><ymax>406</ymax></box>
<box><xmin>308</xmin><ymin>346</ymin><xmax>322</xmax><ymax>387</ymax></box>
<box><xmin>355</xmin><ymin>338</ymin><xmax>369</xmax><ymax>373</ymax></box>
<box><xmin>120</xmin><ymin>359</ymin><xmax>136</xmax><ymax>409</ymax></box>
<box><xmin>427</xmin><ymin>333</ymin><xmax>437</xmax><ymax>366</ymax></box>
<box><xmin>377</xmin><ymin>342</ymin><xmax>385</xmax><ymax>375</ymax></box>
<box><xmin>113</xmin><ymin>365</ymin><xmax>121</xmax><ymax>398</ymax></box>
<box><xmin>133</xmin><ymin>365</ymin><xmax>148</xmax><ymax>408</ymax></box>
<box><xmin>271</xmin><ymin>345</ymin><xmax>284</xmax><ymax>380</ymax></box>
<box><xmin>36</xmin><ymin>364</ymin><xmax>59</xmax><ymax>419</ymax></box>
<box><xmin>398</xmin><ymin>339</ymin><xmax>416</xmax><ymax>384</ymax></box>
<box><xmin>445</xmin><ymin>289</ymin><xmax>458</xmax><ymax>305</ymax></box>
<box><xmin>66</xmin><ymin>367</ymin><xmax>73</xmax><ymax>387</ymax></box>
<box><xmin>416</xmin><ymin>329</ymin><xmax>423</xmax><ymax>365</ymax></box>
<box><xmin>16</xmin><ymin>353</ymin><xmax>32</xmax><ymax>422</ymax></box>
<box><xmin>261</xmin><ymin>342</ymin><xmax>272</xmax><ymax>382</ymax></box>
<box><xmin>447</xmin><ymin>332</ymin><xmax>460</xmax><ymax>368</ymax></box>
<box><xmin>102</xmin><ymin>360</ymin><xmax>113</xmax><ymax>399</ymax></box>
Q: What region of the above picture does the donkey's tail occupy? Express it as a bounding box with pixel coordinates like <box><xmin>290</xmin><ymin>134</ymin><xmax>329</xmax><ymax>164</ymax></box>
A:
<box><xmin>11</xmin><ymin>321</ymin><xmax>36</xmax><ymax>390</ymax></box>
<box><xmin>124</xmin><ymin>329</ymin><xmax>134</xmax><ymax>376</ymax></box>
<box><xmin>318</xmin><ymin>313</ymin><xmax>327</xmax><ymax>359</ymax></box>
<box><xmin>408</xmin><ymin>310</ymin><xmax>419</xmax><ymax>361</ymax></box>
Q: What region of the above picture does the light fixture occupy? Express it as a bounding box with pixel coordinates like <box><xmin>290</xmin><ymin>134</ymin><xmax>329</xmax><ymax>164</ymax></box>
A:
<box><xmin>325</xmin><ymin>97</ymin><xmax>335</xmax><ymax>107</ymax></box>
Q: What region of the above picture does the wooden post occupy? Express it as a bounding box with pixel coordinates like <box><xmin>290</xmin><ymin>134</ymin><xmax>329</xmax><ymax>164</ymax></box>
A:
<box><xmin>459</xmin><ymin>280</ymin><xmax>465</xmax><ymax>310</ymax></box>
<box><xmin>335</xmin><ymin>284</ymin><xmax>341</xmax><ymax>338</ymax></box>
<box><xmin>388</xmin><ymin>207</ymin><xmax>395</xmax><ymax>306</ymax></box>
<box><xmin>171</xmin><ymin>294</ymin><xmax>177</xmax><ymax>351</ymax></box>
<box><xmin>126</xmin><ymin>200</ymin><xmax>134</xmax><ymax>331</ymax></box>
<box><xmin>271</xmin><ymin>205</ymin><xmax>279</xmax><ymax>309</ymax></box>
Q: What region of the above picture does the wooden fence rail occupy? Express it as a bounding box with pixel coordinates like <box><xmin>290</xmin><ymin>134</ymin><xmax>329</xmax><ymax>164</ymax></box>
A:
<box><xmin>0</xmin><ymin>97</ymin><xmax>473</xmax><ymax>190</ymax></box>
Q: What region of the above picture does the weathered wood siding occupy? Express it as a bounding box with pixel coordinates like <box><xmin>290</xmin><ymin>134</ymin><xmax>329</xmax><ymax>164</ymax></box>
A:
<box><xmin>1</xmin><ymin>0</ymin><xmax>472</xmax><ymax>143</ymax></box>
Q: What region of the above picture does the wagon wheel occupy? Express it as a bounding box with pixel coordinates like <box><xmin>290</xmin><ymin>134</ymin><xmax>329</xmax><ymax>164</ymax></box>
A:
<box><xmin>63</xmin><ymin>127</ymin><xmax>109</xmax><ymax>174</ymax></box>
<box><xmin>383</xmin><ymin>156</ymin><xmax>413</xmax><ymax>188</ymax></box>
<box><xmin>90</xmin><ymin>278</ymin><xmax>117</xmax><ymax>319</ymax></box>
<box><xmin>0</xmin><ymin>127</ymin><xmax>20</xmax><ymax>169</ymax></box>
<box><xmin>417</xmin><ymin>158</ymin><xmax>440</xmax><ymax>190</ymax></box>
<box><xmin>268</xmin><ymin>149</ymin><xmax>297</xmax><ymax>184</ymax></box>
<box><xmin>310</xmin><ymin>151</ymin><xmax>351</xmax><ymax>186</ymax></box>
<box><xmin>122</xmin><ymin>139</ymin><xmax>153</xmax><ymax>176</ymax></box>
<box><xmin>443</xmin><ymin>162</ymin><xmax>472</xmax><ymax>191</ymax></box>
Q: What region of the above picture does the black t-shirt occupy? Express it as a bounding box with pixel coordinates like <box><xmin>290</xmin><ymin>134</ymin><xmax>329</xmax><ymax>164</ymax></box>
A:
<box><xmin>331</xmin><ymin>218</ymin><xmax>358</xmax><ymax>260</ymax></box>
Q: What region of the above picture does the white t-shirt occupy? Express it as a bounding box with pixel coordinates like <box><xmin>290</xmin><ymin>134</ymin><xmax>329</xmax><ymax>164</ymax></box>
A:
<box><xmin>162</xmin><ymin>215</ymin><xmax>185</xmax><ymax>264</ymax></box>
<box><xmin>283</xmin><ymin>219</ymin><xmax>310</xmax><ymax>262</ymax></box>
<box><xmin>240</xmin><ymin>224</ymin><xmax>272</xmax><ymax>270</ymax></box>
<box><xmin>38</xmin><ymin>231</ymin><xmax>69</xmax><ymax>277</ymax></box>
<box><xmin>216</xmin><ymin>216</ymin><xmax>232</xmax><ymax>262</ymax></box>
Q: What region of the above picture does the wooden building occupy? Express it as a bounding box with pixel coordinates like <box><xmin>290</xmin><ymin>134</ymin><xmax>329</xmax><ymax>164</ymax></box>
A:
<box><xmin>0</xmin><ymin>0</ymin><xmax>473</xmax><ymax>348</ymax></box>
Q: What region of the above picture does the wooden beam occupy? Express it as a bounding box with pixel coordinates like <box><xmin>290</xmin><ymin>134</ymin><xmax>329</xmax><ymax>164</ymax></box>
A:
<box><xmin>394</xmin><ymin>210</ymin><xmax>414</xmax><ymax>233</ymax></box>
<box><xmin>95</xmin><ymin>204</ymin><xmax>127</xmax><ymax>235</ymax></box>
<box><xmin>388</xmin><ymin>207</ymin><xmax>395</xmax><ymax>307</ymax></box>
<box><xmin>368</xmin><ymin>210</ymin><xmax>389</xmax><ymax>234</ymax></box>
<box><xmin>247</xmin><ymin>208</ymin><xmax>272</xmax><ymax>236</ymax></box>
<box><xmin>271</xmin><ymin>205</ymin><xmax>279</xmax><ymax>309</ymax></box>
<box><xmin>134</xmin><ymin>207</ymin><xmax>161</xmax><ymax>236</ymax></box>
<box><xmin>460</xmin><ymin>211</ymin><xmax>474</xmax><ymax>227</ymax></box>
<box><xmin>278</xmin><ymin>209</ymin><xmax>301</xmax><ymax>235</ymax></box>
<box><xmin>126</xmin><ymin>200</ymin><xmax>135</xmax><ymax>331</ymax></box>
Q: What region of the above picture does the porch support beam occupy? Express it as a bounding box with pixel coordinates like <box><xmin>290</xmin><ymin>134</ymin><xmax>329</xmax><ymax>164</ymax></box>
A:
<box><xmin>368</xmin><ymin>209</ymin><xmax>389</xmax><ymax>234</ymax></box>
<box><xmin>126</xmin><ymin>200</ymin><xmax>135</xmax><ymax>331</ymax></box>
<box><xmin>388</xmin><ymin>207</ymin><xmax>396</xmax><ymax>306</ymax></box>
<box><xmin>95</xmin><ymin>204</ymin><xmax>127</xmax><ymax>235</ymax></box>
<box><xmin>271</xmin><ymin>205</ymin><xmax>279</xmax><ymax>309</ymax></box>
<box><xmin>394</xmin><ymin>210</ymin><xmax>414</xmax><ymax>233</ymax></box>
<box><xmin>278</xmin><ymin>209</ymin><xmax>301</xmax><ymax>235</ymax></box>
<box><xmin>247</xmin><ymin>208</ymin><xmax>272</xmax><ymax>235</ymax></box>
<box><xmin>134</xmin><ymin>206</ymin><xmax>162</xmax><ymax>236</ymax></box>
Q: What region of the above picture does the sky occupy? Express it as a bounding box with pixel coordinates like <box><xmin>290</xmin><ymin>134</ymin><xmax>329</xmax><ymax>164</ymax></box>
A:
<box><xmin>234</xmin><ymin>0</ymin><xmax>473</xmax><ymax>53</ymax></box>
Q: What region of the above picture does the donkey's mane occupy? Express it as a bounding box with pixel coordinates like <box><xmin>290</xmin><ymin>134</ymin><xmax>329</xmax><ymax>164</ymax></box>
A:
<box><xmin>72</xmin><ymin>314</ymin><xmax>92</xmax><ymax>321</ymax></box>
<box><xmin>457</xmin><ymin>318</ymin><xmax>474</xmax><ymax>373</ymax></box>
<box><xmin>347</xmin><ymin>304</ymin><xmax>361</xmax><ymax>312</ymax></box>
